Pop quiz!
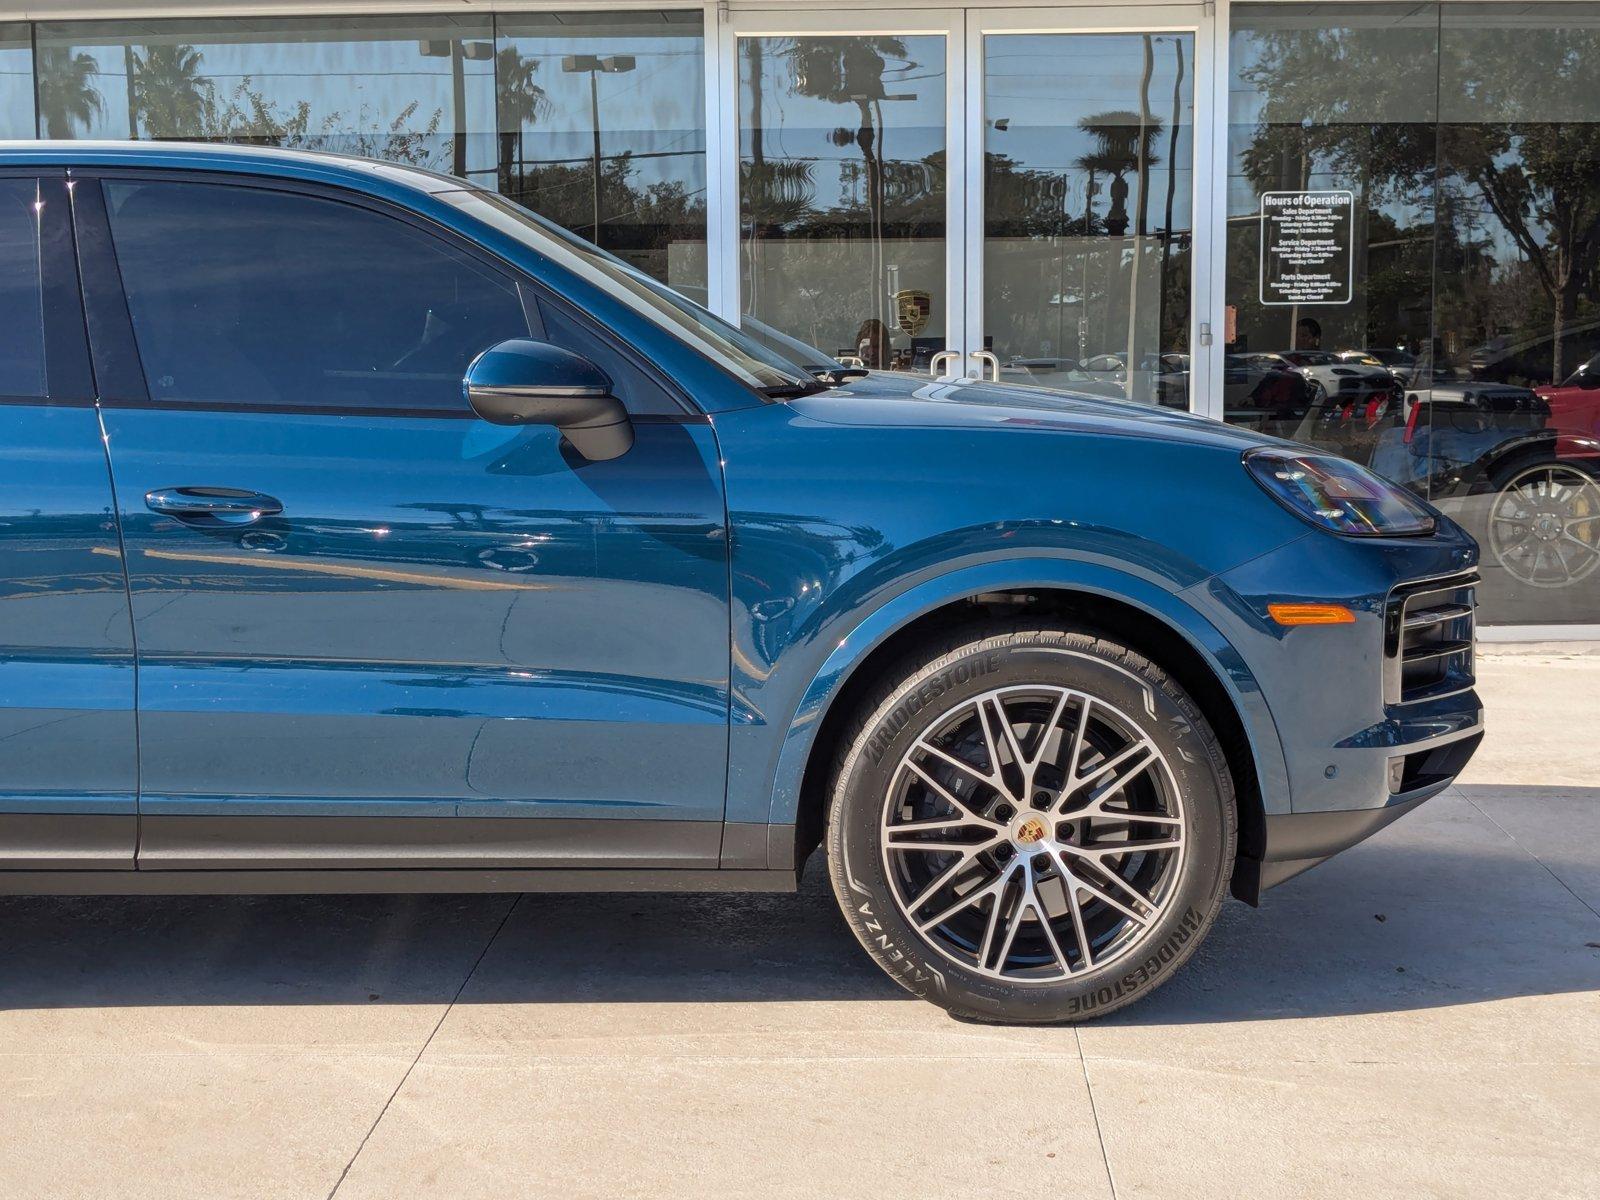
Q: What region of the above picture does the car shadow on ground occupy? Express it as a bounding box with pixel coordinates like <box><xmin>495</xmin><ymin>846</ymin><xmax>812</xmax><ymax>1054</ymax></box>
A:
<box><xmin>1</xmin><ymin>790</ymin><xmax>1596</xmax><ymax>1021</ymax></box>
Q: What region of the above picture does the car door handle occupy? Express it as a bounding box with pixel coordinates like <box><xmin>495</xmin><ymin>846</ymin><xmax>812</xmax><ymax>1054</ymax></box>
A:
<box><xmin>145</xmin><ymin>486</ymin><xmax>283</xmax><ymax>526</ymax></box>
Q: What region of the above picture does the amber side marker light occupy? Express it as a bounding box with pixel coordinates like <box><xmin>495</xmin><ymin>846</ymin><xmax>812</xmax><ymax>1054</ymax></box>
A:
<box><xmin>1268</xmin><ymin>603</ymin><xmax>1357</xmax><ymax>626</ymax></box>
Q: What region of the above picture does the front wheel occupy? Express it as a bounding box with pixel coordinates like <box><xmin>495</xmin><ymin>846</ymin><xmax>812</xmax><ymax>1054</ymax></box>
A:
<box><xmin>826</xmin><ymin>625</ymin><xmax>1235</xmax><ymax>1023</ymax></box>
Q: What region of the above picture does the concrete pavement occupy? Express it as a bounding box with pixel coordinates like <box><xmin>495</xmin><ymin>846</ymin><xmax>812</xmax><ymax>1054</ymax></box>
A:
<box><xmin>1</xmin><ymin>645</ymin><xmax>1596</xmax><ymax>1199</ymax></box>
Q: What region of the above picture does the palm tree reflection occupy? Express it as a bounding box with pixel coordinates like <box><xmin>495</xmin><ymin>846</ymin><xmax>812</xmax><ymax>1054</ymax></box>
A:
<box><xmin>494</xmin><ymin>47</ymin><xmax>550</xmax><ymax>192</ymax></box>
<box><xmin>36</xmin><ymin>46</ymin><xmax>103</xmax><ymax>138</ymax></box>
<box><xmin>131</xmin><ymin>43</ymin><xmax>208</xmax><ymax>138</ymax></box>
<box><xmin>1074</xmin><ymin>110</ymin><xmax>1163</xmax><ymax>239</ymax></box>
<box><xmin>785</xmin><ymin>36</ymin><xmax>907</xmax><ymax>340</ymax></box>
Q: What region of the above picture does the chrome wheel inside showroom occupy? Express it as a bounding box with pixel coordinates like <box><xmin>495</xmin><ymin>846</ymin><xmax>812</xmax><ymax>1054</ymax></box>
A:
<box><xmin>1487</xmin><ymin>463</ymin><xmax>1600</xmax><ymax>589</ymax></box>
<box><xmin>827</xmin><ymin>625</ymin><xmax>1235</xmax><ymax>1023</ymax></box>
<box><xmin>881</xmin><ymin>686</ymin><xmax>1185</xmax><ymax>980</ymax></box>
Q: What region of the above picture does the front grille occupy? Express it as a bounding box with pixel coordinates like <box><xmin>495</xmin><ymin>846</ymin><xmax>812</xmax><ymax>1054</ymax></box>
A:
<box><xmin>1383</xmin><ymin>572</ymin><xmax>1478</xmax><ymax>705</ymax></box>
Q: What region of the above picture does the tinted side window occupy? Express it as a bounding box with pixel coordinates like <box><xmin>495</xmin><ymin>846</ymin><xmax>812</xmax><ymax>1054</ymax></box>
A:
<box><xmin>533</xmin><ymin>295</ymin><xmax>686</xmax><ymax>417</ymax></box>
<box><xmin>103</xmin><ymin>180</ymin><xmax>528</xmax><ymax>411</ymax></box>
<box><xmin>0</xmin><ymin>177</ymin><xmax>46</xmax><ymax>398</ymax></box>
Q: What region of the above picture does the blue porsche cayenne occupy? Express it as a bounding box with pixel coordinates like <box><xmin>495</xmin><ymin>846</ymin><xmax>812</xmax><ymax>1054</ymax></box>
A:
<box><xmin>0</xmin><ymin>143</ymin><xmax>1483</xmax><ymax>1021</ymax></box>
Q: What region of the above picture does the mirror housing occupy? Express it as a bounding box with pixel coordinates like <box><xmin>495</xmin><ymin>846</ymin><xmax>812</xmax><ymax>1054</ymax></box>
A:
<box><xmin>464</xmin><ymin>339</ymin><xmax>633</xmax><ymax>462</ymax></box>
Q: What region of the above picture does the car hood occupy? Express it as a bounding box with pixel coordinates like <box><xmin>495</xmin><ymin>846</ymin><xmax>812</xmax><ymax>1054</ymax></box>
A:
<box><xmin>1308</xmin><ymin>362</ymin><xmax>1394</xmax><ymax>380</ymax></box>
<box><xmin>785</xmin><ymin>370</ymin><xmax>1283</xmax><ymax>453</ymax></box>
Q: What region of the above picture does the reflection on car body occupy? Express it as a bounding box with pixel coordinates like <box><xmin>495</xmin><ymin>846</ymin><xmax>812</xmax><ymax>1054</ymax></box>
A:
<box><xmin>1336</xmin><ymin>347</ymin><xmax>1420</xmax><ymax>387</ymax></box>
<box><xmin>999</xmin><ymin>351</ymin><xmax>1190</xmax><ymax>408</ymax></box>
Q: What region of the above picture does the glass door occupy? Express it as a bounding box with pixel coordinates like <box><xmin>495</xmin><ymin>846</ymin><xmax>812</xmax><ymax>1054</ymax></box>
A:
<box><xmin>716</xmin><ymin>9</ymin><xmax>964</xmax><ymax>375</ymax></box>
<box><xmin>964</xmin><ymin>6</ymin><xmax>1215</xmax><ymax>406</ymax></box>
<box><xmin>713</xmin><ymin>6</ymin><xmax>1215</xmax><ymax>398</ymax></box>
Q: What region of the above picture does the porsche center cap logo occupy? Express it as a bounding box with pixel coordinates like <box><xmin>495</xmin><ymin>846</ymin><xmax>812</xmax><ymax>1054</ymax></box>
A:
<box><xmin>1014</xmin><ymin>817</ymin><xmax>1048</xmax><ymax>845</ymax></box>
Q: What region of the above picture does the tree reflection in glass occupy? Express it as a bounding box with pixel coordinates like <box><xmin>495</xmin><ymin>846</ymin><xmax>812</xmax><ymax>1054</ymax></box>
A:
<box><xmin>494</xmin><ymin>12</ymin><xmax>706</xmax><ymax>289</ymax></box>
<box><xmin>33</xmin><ymin>17</ymin><xmax>496</xmax><ymax>179</ymax></box>
<box><xmin>1437</xmin><ymin>4</ymin><xmax>1600</xmax><ymax>619</ymax></box>
<box><xmin>739</xmin><ymin>34</ymin><xmax>946</xmax><ymax>372</ymax></box>
<box><xmin>1226</xmin><ymin>2</ymin><xmax>1600</xmax><ymax>624</ymax></box>
<box><xmin>983</xmin><ymin>33</ymin><xmax>1193</xmax><ymax>403</ymax></box>
<box><xmin>35</xmin><ymin>44</ymin><xmax>103</xmax><ymax>139</ymax></box>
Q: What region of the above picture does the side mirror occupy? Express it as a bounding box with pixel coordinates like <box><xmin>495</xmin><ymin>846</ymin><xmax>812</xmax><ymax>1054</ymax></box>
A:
<box><xmin>464</xmin><ymin>339</ymin><xmax>633</xmax><ymax>462</ymax></box>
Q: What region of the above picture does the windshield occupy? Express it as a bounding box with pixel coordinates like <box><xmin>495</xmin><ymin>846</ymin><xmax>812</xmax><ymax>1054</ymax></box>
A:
<box><xmin>671</xmin><ymin>285</ymin><xmax>851</xmax><ymax>376</ymax></box>
<box><xmin>1369</xmin><ymin>349</ymin><xmax>1414</xmax><ymax>365</ymax></box>
<box><xmin>438</xmin><ymin>187</ymin><xmax>811</xmax><ymax>393</ymax></box>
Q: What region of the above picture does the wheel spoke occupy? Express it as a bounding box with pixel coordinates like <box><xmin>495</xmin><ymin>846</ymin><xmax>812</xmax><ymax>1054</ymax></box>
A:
<box><xmin>1540</xmin><ymin>541</ymin><xmax>1571</xmax><ymax>583</ymax></box>
<box><xmin>1024</xmin><ymin>691</ymin><xmax>1075</xmax><ymax>793</ymax></box>
<box><xmin>1032</xmin><ymin>892</ymin><xmax>1075</xmax><ymax>976</ymax></box>
<box><xmin>902</xmin><ymin>756</ymin><xmax>1000</xmax><ymax>826</ymax></box>
<box><xmin>973</xmin><ymin>697</ymin><xmax>1011</xmax><ymax>794</ymax></box>
<box><xmin>916</xmin><ymin>868</ymin><xmax>1007</xmax><ymax>933</ymax></box>
<box><xmin>979</xmin><ymin>694</ymin><xmax>1028</xmax><ymax>788</ymax></box>
<box><xmin>1058</xmin><ymin>739</ymin><xmax>1158</xmax><ymax>815</ymax></box>
<box><xmin>992</xmin><ymin>863</ymin><xmax>1033</xmax><ymax>974</ymax></box>
<box><xmin>1031</xmin><ymin>690</ymin><xmax>1074</xmax><ymax>782</ymax></box>
<box><xmin>900</xmin><ymin>848</ymin><xmax>985</xmax><ymax>916</ymax></box>
<box><xmin>1560</xmin><ymin>531</ymin><xmax>1599</xmax><ymax>559</ymax></box>
<box><xmin>1073</xmin><ymin>868</ymin><xmax>1153</xmax><ymax>925</ymax></box>
<box><xmin>1094</xmin><ymin>809</ymin><xmax>1183</xmax><ymax>827</ymax></box>
<box><xmin>1065</xmin><ymin>697</ymin><xmax>1092</xmax><ymax>784</ymax></box>
<box><xmin>1051</xmin><ymin>850</ymin><xmax>1096</xmax><ymax>970</ymax></box>
<box><xmin>975</xmin><ymin>875</ymin><xmax>1008</xmax><ymax>971</ymax></box>
<box><xmin>1002</xmin><ymin>687</ymin><xmax>1072</xmax><ymax>796</ymax></box>
<box><xmin>1083</xmin><ymin>739</ymin><xmax>1157</xmax><ymax>793</ymax></box>
<box><xmin>1067</xmin><ymin>837</ymin><xmax>1182</xmax><ymax>861</ymax></box>
<box><xmin>913</xmin><ymin>738</ymin><xmax>1008</xmax><ymax>803</ymax></box>
<box><xmin>889</xmin><ymin>825</ymin><xmax>985</xmax><ymax>851</ymax></box>
<box><xmin>1503</xmin><ymin>531</ymin><xmax>1538</xmax><ymax>558</ymax></box>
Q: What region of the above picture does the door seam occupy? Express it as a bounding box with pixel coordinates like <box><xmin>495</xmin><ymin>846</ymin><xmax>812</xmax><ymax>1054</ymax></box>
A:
<box><xmin>94</xmin><ymin>402</ymin><xmax>142</xmax><ymax>866</ymax></box>
<box><xmin>67</xmin><ymin>168</ymin><xmax>144</xmax><ymax>866</ymax></box>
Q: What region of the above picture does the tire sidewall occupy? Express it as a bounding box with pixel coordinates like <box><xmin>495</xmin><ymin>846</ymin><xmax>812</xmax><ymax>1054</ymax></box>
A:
<box><xmin>829</xmin><ymin>630</ymin><xmax>1232</xmax><ymax>1023</ymax></box>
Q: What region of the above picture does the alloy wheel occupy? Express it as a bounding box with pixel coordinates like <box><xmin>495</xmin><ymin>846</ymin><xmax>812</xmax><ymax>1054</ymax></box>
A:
<box><xmin>1488</xmin><ymin>464</ymin><xmax>1600</xmax><ymax>588</ymax></box>
<box><xmin>879</xmin><ymin>685</ymin><xmax>1186</xmax><ymax>981</ymax></box>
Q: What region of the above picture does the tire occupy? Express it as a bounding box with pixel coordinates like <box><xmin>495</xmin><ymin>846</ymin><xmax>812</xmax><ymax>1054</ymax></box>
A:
<box><xmin>826</xmin><ymin>623</ymin><xmax>1235</xmax><ymax>1023</ymax></box>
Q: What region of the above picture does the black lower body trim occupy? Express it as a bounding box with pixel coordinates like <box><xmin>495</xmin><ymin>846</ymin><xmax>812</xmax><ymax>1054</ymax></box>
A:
<box><xmin>0</xmin><ymin>813</ymin><xmax>136</xmax><ymax>870</ymax></box>
<box><xmin>1254</xmin><ymin>783</ymin><xmax>1446</xmax><ymax>895</ymax></box>
<box><xmin>135</xmin><ymin>814</ymin><xmax>722</xmax><ymax>870</ymax></box>
<box><xmin>0</xmin><ymin>866</ymin><xmax>799</xmax><ymax>896</ymax></box>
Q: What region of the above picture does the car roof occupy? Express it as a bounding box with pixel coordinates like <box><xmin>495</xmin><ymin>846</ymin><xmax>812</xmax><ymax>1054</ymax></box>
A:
<box><xmin>0</xmin><ymin>140</ymin><xmax>466</xmax><ymax>196</ymax></box>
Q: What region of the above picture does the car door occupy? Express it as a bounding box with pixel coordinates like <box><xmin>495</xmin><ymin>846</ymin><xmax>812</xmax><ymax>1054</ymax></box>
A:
<box><xmin>73</xmin><ymin>170</ymin><xmax>730</xmax><ymax>870</ymax></box>
<box><xmin>0</xmin><ymin>170</ymin><xmax>138</xmax><ymax>869</ymax></box>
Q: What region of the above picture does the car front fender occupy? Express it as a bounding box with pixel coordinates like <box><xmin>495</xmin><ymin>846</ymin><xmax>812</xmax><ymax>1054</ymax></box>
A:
<box><xmin>742</xmin><ymin>555</ymin><xmax>1291</xmax><ymax>848</ymax></box>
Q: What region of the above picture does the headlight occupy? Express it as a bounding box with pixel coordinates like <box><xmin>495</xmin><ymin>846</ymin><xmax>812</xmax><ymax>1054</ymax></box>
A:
<box><xmin>1244</xmin><ymin>448</ymin><xmax>1436</xmax><ymax>537</ymax></box>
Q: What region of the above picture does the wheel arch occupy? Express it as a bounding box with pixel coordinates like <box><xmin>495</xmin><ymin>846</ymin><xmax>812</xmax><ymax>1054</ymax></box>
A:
<box><xmin>1468</xmin><ymin>431</ymin><xmax>1565</xmax><ymax>490</ymax></box>
<box><xmin>766</xmin><ymin>560</ymin><xmax>1288</xmax><ymax>904</ymax></box>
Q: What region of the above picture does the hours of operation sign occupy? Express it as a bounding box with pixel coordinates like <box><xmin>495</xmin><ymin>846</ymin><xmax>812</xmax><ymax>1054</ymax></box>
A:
<box><xmin>1259</xmin><ymin>190</ymin><xmax>1354</xmax><ymax>305</ymax></box>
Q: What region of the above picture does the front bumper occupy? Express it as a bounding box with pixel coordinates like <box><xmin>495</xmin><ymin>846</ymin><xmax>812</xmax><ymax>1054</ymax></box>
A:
<box><xmin>1194</xmin><ymin>528</ymin><xmax>1485</xmax><ymax>903</ymax></box>
<box><xmin>1246</xmin><ymin>726</ymin><xmax>1483</xmax><ymax>896</ymax></box>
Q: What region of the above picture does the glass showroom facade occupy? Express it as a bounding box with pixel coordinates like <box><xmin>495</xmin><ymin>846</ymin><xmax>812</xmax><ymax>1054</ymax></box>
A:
<box><xmin>3</xmin><ymin>1</ymin><xmax>1598</xmax><ymax>631</ymax></box>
